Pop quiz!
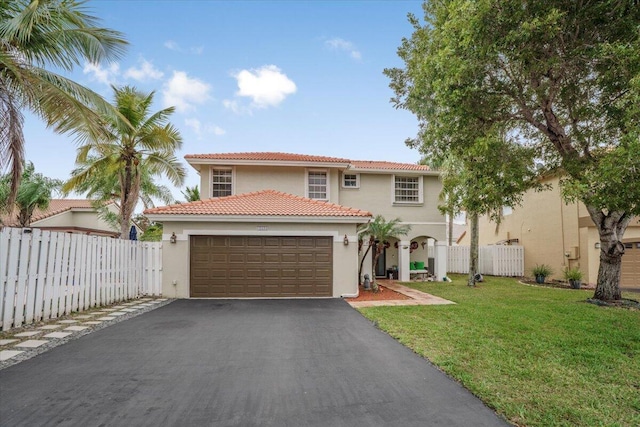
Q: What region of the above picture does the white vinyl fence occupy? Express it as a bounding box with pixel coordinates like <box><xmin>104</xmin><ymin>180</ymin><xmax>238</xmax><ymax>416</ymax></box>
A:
<box><xmin>0</xmin><ymin>228</ymin><xmax>162</xmax><ymax>331</ymax></box>
<box><xmin>448</xmin><ymin>245</ymin><xmax>524</xmax><ymax>276</ymax></box>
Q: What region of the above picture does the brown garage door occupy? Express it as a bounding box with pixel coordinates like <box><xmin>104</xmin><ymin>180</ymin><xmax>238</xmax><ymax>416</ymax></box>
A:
<box><xmin>621</xmin><ymin>241</ymin><xmax>640</xmax><ymax>289</ymax></box>
<box><xmin>190</xmin><ymin>236</ymin><xmax>333</xmax><ymax>297</ymax></box>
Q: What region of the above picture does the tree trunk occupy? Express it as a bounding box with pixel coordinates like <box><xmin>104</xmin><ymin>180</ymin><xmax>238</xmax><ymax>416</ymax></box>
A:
<box><xmin>448</xmin><ymin>210</ymin><xmax>454</xmax><ymax>246</ymax></box>
<box><xmin>371</xmin><ymin>248</ymin><xmax>381</xmax><ymax>292</ymax></box>
<box><xmin>468</xmin><ymin>212</ymin><xmax>479</xmax><ymax>287</ymax></box>
<box><xmin>587</xmin><ymin>206</ymin><xmax>631</xmax><ymax>301</ymax></box>
<box><xmin>358</xmin><ymin>239</ymin><xmax>373</xmax><ymax>284</ymax></box>
<box><xmin>119</xmin><ymin>157</ymin><xmax>140</xmax><ymax>240</ymax></box>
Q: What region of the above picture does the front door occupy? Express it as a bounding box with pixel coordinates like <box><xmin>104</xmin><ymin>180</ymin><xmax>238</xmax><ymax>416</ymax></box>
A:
<box><xmin>374</xmin><ymin>247</ymin><xmax>387</xmax><ymax>278</ymax></box>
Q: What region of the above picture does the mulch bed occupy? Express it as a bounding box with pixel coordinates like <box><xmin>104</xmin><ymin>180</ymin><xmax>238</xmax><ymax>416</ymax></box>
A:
<box><xmin>347</xmin><ymin>285</ymin><xmax>412</xmax><ymax>302</ymax></box>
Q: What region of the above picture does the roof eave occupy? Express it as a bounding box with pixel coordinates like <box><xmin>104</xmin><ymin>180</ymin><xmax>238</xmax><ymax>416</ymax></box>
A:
<box><xmin>145</xmin><ymin>213</ymin><xmax>371</xmax><ymax>224</ymax></box>
<box><xmin>185</xmin><ymin>158</ymin><xmax>351</xmax><ymax>169</ymax></box>
<box><xmin>349</xmin><ymin>167</ymin><xmax>439</xmax><ymax>175</ymax></box>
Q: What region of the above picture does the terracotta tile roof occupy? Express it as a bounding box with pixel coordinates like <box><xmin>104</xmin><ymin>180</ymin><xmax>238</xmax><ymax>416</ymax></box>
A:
<box><xmin>1</xmin><ymin>199</ymin><xmax>104</xmax><ymax>226</ymax></box>
<box><xmin>144</xmin><ymin>190</ymin><xmax>372</xmax><ymax>218</ymax></box>
<box><xmin>349</xmin><ymin>160</ymin><xmax>430</xmax><ymax>171</ymax></box>
<box><xmin>184</xmin><ymin>152</ymin><xmax>351</xmax><ymax>163</ymax></box>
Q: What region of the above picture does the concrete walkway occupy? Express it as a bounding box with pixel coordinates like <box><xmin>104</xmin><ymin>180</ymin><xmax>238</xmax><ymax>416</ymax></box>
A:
<box><xmin>0</xmin><ymin>299</ymin><xmax>507</xmax><ymax>426</ymax></box>
<box><xmin>347</xmin><ymin>280</ymin><xmax>456</xmax><ymax>308</ymax></box>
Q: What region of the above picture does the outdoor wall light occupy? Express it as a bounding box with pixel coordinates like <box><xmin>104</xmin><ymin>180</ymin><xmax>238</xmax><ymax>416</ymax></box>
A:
<box><xmin>170</xmin><ymin>232</ymin><xmax>177</xmax><ymax>244</ymax></box>
<box><xmin>343</xmin><ymin>234</ymin><xmax>349</xmax><ymax>246</ymax></box>
<box><xmin>594</xmin><ymin>242</ymin><xmax>601</xmax><ymax>249</ymax></box>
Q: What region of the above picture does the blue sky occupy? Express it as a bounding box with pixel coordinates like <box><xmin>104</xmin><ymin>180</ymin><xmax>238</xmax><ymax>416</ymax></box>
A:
<box><xmin>23</xmin><ymin>0</ymin><xmax>427</xmax><ymax>200</ymax></box>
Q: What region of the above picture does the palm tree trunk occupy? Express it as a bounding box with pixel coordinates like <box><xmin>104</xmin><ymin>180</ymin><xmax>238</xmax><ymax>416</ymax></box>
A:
<box><xmin>372</xmin><ymin>248</ymin><xmax>382</xmax><ymax>292</ymax></box>
<box><xmin>358</xmin><ymin>239</ymin><xmax>373</xmax><ymax>284</ymax></box>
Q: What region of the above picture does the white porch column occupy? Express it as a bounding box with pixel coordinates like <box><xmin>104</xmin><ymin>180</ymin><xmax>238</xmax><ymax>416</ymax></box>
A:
<box><xmin>434</xmin><ymin>241</ymin><xmax>448</xmax><ymax>281</ymax></box>
<box><xmin>398</xmin><ymin>240</ymin><xmax>411</xmax><ymax>282</ymax></box>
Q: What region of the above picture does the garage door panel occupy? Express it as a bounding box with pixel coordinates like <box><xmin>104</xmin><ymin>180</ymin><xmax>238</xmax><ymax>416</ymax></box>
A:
<box><xmin>246</xmin><ymin>253</ymin><xmax>262</xmax><ymax>263</ymax></box>
<box><xmin>264</xmin><ymin>237</ymin><xmax>280</xmax><ymax>247</ymax></box>
<box><xmin>298</xmin><ymin>253</ymin><xmax>314</xmax><ymax>263</ymax></box>
<box><xmin>209</xmin><ymin>237</ymin><xmax>227</xmax><ymax>247</ymax></box>
<box><xmin>264</xmin><ymin>269</ymin><xmax>280</xmax><ymax>278</ymax></box>
<box><xmin>263</xmin><ymin>253</ymin><xmax>280</xmax><ymax>263</ymax></box>
<box><xmin>315</xmin><ymin>238</ymin><xmax>331</xmax><ymax>248</ymax></box>
<box><xmin>190</xmin><ymin>236</ymin><xmax>333</xmax><ymax>297</ymax></box>
<box><xmin>281</xmin><ymin>269</ymin><xmax>297</xmax><ymax>279</ymax></box>
<box><xmin>281</xmin><ymin>253</ymin><xmax>297</xmax><ymax>263</ymax></box>
<box><xmin>315</xmin><ymin>253</ymin><xmax>331</xmax><ymax>263</ymax></box>
<box><xmin>229</xmin><ymin>253</ymin><xmax>246</xmax><ymax>263</ymax></box>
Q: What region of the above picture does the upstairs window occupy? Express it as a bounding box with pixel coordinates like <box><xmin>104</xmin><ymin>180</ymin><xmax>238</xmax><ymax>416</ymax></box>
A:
<box><xmin>342</xmin><ymin>173</ymin><xmax>359</xmax><ymax>188</ymax></box>
<box><xmin>394</xmin><ymin>176</ymin><xmax>422</xmax><ymax>203</ymax></box>
<box><xmin>307</xmin><ymin>170</ymin><xmax>328</xmax><ymax>200</ymax></box>
<box><xmin>211</xmin><ymin>168</ymin><xmax>233</xmax><ymax>198</ymax></box>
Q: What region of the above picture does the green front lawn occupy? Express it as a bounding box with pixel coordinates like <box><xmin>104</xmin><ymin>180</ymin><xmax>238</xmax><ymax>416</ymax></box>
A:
<box><xmin>358</xmin><ymin>275</ymin><xmax>640</xmax><ymax>427</ymax></box>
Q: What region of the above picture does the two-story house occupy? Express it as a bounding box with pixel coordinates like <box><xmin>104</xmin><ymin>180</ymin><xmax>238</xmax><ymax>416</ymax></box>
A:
<box><xmin>144</xmin><ymin>152</ymin><xmax>447</xmax><ymax>298</ymax></box>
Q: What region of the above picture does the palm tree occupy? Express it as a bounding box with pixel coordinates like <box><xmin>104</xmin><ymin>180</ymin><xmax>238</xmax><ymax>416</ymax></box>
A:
<box><xmin>64</xmin><ymin>86</ymin><xmax>186</xmax><ymax>239</ymax></box>
<box><xmin>0</xmin><ymin>161</ymin><xmax>61</xmax><ymax>226</ymax></box>
<box><xmin>358</xmin><ymin>215</ymin><xmax>411</xmax><ymax>292</ymax></box>
<box><xmin>65</xmin><ymin>155</ymin><xmax>176</xmax><ymax>230</ymax></box>
<box><xmin>0</xmin><ymin>0</ymin><xmax>127</xmax><ymax>208</ymax></box>
<box><xmin>181</xmin><ymin>185</ymin><xmax>200</xmax><ymax>202</ymax></box>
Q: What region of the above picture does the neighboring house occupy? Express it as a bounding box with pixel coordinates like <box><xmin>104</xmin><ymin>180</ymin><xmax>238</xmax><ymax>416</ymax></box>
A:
<box><xmin>144</xmin><ymin>152</ymin><xmax>447</xmax><ymax>299</ymax></box>
<box><xmin>0</xmin><ymin>199</ymin><xmax>120</xmax><ymax>237</ymax></box>
<box><xmin>458</xmin><ymin>175</ymin><xmax>640</xmax><ymax>289</ymax></box>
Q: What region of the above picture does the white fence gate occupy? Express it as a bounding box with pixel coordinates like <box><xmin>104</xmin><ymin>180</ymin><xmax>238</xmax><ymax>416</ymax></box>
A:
<box><xmin>448</xmin><ymin>245</ymin><xmax>524</xmax><ymax>276</ymax></box>
<box><xmin>0</xmin><ymin>228</ymin><xmax>162</xmax><ymax>331</ymax></box>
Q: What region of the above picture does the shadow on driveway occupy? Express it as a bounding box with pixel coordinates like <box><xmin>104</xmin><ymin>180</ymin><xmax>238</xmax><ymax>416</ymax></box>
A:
<box><xmin>0</xmin><ymin>299</ymin><xmax>508</xmax><ymax>426</ymax></box>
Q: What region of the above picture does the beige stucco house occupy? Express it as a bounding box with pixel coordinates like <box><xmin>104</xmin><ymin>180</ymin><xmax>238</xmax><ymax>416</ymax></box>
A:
<box><xmin>1</xmin><ymin>199</ymin><xmax>119</xmax><ymax>237</ymax></box>
<box><xmin>458</xmin><ymin>176</ymin><xmax>640</xmax><ymax>289</ymax></box>
<box><xmin>145</xmin><ymin>152</ymin><xmax>447</xmax><ymax>299</ymax></box>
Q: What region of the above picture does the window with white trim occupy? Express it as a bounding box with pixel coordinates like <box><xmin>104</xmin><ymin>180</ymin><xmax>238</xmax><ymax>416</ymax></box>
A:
<box><xmin>394</xmin><ymin>176</ymin><xmax>421</xmax><ymax>203</ymax></box>
<box><xmin>211</xmin><ymin>168</ymin><xmax>233</xmax><ymax>198</ymax></box>
<box><xmin>342</xmin><ymin>173</ymin><xmax>359</xmax><ymax>188</ymax></box>
<box><xmin>307</xmin><ymin>170</ymin><xmax>328</xmax><ymax>200</ymax></box>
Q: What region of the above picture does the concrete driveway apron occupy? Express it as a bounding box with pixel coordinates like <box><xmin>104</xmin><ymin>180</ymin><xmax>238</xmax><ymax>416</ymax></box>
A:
<box><xmin>0</xmin><ymin>299</ymin><xmax>509</xmax><ymax>426</ymax></box>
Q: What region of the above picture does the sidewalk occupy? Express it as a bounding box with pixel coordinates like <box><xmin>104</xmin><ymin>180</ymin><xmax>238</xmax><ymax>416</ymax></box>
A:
<box><xmin>347</xmin><ymin>280</ymin><xmax>455</xmax><ymax>308</ymax></box>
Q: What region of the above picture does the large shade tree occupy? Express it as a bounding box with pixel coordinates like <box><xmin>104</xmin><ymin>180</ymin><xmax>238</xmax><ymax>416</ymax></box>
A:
<box><xmin>0</xmin><ymin>161</ymin><xmax>61</xmax><ymax>226</ymax></box>
<box><xmin>0</xmin><ymin>0</ymin><xmax>127</xmax><ymax>208</ymax></box>
<box><xmin>386</xmin><ymin>0</ymin><xmax>640</xmax><ymax>301</ymax></box>
<box><xmin>64</xmin><ymin>86</ymin><xmax>186</xmax><ymax>239</ymax></box>
<box><xmin>436</xmin><ymin>141</ymin><xmax>542</xmax><ymax>287</ymax></box>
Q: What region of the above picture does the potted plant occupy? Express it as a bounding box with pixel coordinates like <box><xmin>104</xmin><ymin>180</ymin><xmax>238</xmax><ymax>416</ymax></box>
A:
<box><xmin>532</xmin><ymin>264</ymin><xmax>553</xmax><ymax>284</ymax></box>
<box><xmin>564</xmin><ymin>267</ymin><xmax>583</xmax><ymax>289</ymax></box>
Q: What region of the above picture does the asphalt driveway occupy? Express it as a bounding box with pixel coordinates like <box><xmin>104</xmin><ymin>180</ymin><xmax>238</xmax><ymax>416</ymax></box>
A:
<box><xmin>0</xmin><ymin>299</ymin><xmax>508</xmax><ymax>426</ymax></box>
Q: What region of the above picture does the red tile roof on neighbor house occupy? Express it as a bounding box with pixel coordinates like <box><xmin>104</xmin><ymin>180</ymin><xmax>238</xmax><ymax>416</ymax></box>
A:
<box><xmin>184</xmin><ymin>152</ymin><xmax>351</xmax><ymax>163</ymax></box>
<box><xmin>144</xmin><ymin>190</ymin><xmax>372</xmax><ymax>218</ymax></box>
<box><xmin>1</xmin><ymin>199</ymin><xmax>103</xmax><ymax>226</ymax></box>
<box><xmin>349</xmin><ymin>160</ymin><xmax>430</xmax><ymax>171</ymax></box>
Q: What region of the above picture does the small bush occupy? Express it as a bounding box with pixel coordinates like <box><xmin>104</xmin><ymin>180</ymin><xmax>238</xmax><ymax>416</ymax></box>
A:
<box><xmin>532</xmin><ymin>264</ymin><xmax>553</xmax><ymax>277</ymax></box>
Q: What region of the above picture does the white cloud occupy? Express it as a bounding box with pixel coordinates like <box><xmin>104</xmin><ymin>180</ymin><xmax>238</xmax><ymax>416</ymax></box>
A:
<box><xmin>185</xmin><ymin>118</ymin><xmax>225</xmax><ymax>138</ymax></box>
<box><xmin>83</xmin><ymin>62</ymin><xmax>120</xmax><ymax>85</ymax></box>
<box><xmin>325</xmin><ymin>37</ymin><xmax>361</xmax><ymax>60</ymax></box>
<box><xmin>163</xmin><ymin>71</ymin><xmax>211</xmax><ymax>112</ymax></box>
<box><xmin>229</xmin><ymin>65</ymin><xmax>296</xmax><ymax>110</ymax></box>
<box><xmin>124</xmin><ymin>59</ymin><xmax>164</xmax><ymax>82</ymax></box>
<box><xmin>164</xmin><ymin>40</ymin><xmax>204</xmax><ymax>55</ymax></box>
<box><xmin>164</xmin><ymin>40</ymin><xmax>180</xmax><ymax>51</ymax></box>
